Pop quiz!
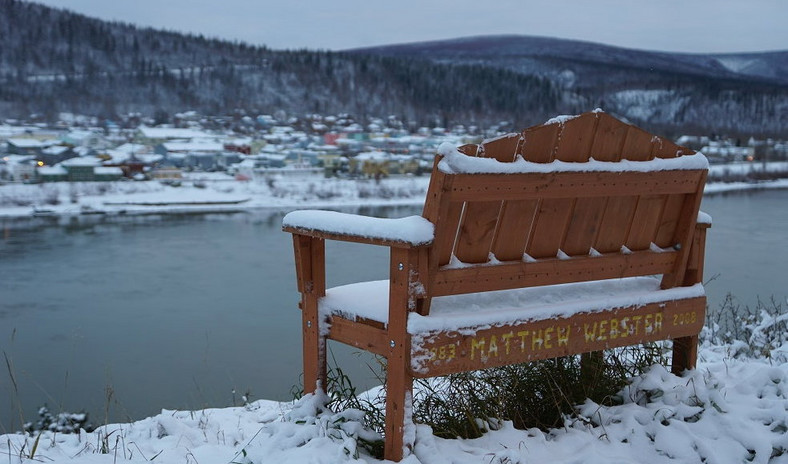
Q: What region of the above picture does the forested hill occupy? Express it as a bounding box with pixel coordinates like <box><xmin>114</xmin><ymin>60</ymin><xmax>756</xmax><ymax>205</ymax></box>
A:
<box><xmin>349</xmin><ymin>36</ymin><xmax>788</xmax><ymax>137</ymax></box>
<box><xmin>0</xmin><ymin>0</ymin><xmax>561</xmax><ymax>129</ymax></box>
<box><xmin>2</xmin><ymin>0</ymin><xmax>787</xmax><ymax>136</ymax></box>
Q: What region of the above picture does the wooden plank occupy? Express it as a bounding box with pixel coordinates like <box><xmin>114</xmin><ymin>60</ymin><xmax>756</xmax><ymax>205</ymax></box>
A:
<box><xmin>562</xmin><ymin>197</ymin><xmax>607</xmax><ymax>256</ymax></box>
<box><xmin>411</xmin><ymin>297</ymin><xmax>706</xmax><ymax>378</ymax></box>
<box><xmin>683</xmin><ymin>224</ymin><xmax>709</xmax><ymax>287</ymax></box>
<box><xmin>385</xmin><ymin>247</ymin><xmax>416</xmax><ymax>461</ymax></box>
<box><xmin>661</xmin><ymin>171</ymin><xmax>707</xmax><ymax>289</ymax></box>
<box><xmin>558</xmin><ymin>113</ymin><xmax>608</xmax><ymax>256</ymax></box>
<box><xmin>520</xmin><ymin>123</ymin><xmax>559</xmax><ymax>162</ymax></box>
<box><xmin>433</xmin><ymin>249</ymin><xmax>677</xmax><ymax>296</ymax></box>
<box><xmin>523</xmin><ymin>115</ymin><xmax>598</xmax><ymax>258</ymax></box>
<box><xmin>490</xmin><ymin>199</ymin><xmax>539</xmax><ymax>261</ymax></box>
<box><xmin>653</xmin><ymin>194</ymin><xmax>685</xmax><ymax>248</ymax></box>
<box><xmin>457</xmin><ymin>144</ymin><xmax>479</xmax><ymax>156</ymax></box>
<box><xmin>593</xmin><ymin>196</ymin><xmax>638</xmax><ymax>253</ymax></box>
<box><xmin>292</xmin><ymin>235</ymin><xmax>310</xmax><ymax>294</ymax></box>
<box><xmin>626</xmin><ymin>195</ymin><xmax>667</xmax><ymax>251</ymax></box>
<box><xmin>284</xmin><ymin>226</ymin><xmax>430</xmax><ymax>249</ymax></box>
<box><xmin>480</xmin><ymin>133</ymin><xmax>521</xmax><ymax>162</ymax></box>
<box><xmin>329</xmin><ymin>316</ymin><xmax>390</xmax><ymax>357</ymax></box>
<box><xmin>554</xmin><ymin>114</ymin><xmax>597</xmax><ymax>162</ymax></box>
<box><xmin>296</xmin><ymin>236</ymin><xmax>326</xmax><ymax>394</ymax></box>
<box><xmin>421</xmin><ymin>166</ymin><xmax>462</xmax><ymax>268</ymax></box>
<box><xmin>453</xmin><ymin>201</ymin><xmax>502</xmax><ymax>264</ymax></box>
<box><xmin>621</xmin><ymin>125</ymin><xmax>657</xmax><ymax>161</ymax></box>
<box><xmin>434</xmin><ymin>201</ymin><xmax>464</xmax><ymax>267</ymax></box>
<box><xmin>589</xmin><ymin>113</ymin><xmax>628</xmax><ymax>161</ymax></box>
<box><xmin>525</xmin><ymin>198</ymin><xmax>574</xmax><ymax>259</ymax></box>
<box><xmin>671</xmin><ymin>335</ymin><xmax>699</xmax><ymax>373</ymax></box>
<box><xmin>446</xmin><ymin>170</ymin><xmax>704</xmax><ymax>202</ymax></box>
<box><xmin>421</xmin><ymin>155</ymin><xmax>447</xmax><ymax>224</ymax></box>
<box><xmin>652</xmin><ymin>137</ymin><xmax>684</xmax><ymax>159</ymax></box>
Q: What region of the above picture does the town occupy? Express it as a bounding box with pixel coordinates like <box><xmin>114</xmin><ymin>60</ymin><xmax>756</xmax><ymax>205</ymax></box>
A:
<box><xmin>1</xmin><ymin>110</ymin><xmax>788</xmax><ymax>215</ymax></box>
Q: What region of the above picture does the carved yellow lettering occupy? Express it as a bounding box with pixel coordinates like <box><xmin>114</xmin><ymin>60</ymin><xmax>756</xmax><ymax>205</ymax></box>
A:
<box><xmin>583</xmin><ymin>323</ymin><xmax>597</xmax><ymax>342</ymax></box>
<box><xmin>471</xmin><ymin>338</ymin><xmax>485</xmax><ymax>360</ymax></box>
<box><xmin>645</xmin><ymin>314</ymin><xmax>653</xmax><ymax>333</ymax></box>
<box><xmin>632</xmin><ymin>315</ymin><xmax>643</xmax><ymax>335</ymax></box>
<box><xmin>557</xmin><ymin>326</ymin><xmax>570</xmax><ymax>347</ymax></box>
<box><xmin>544</xmin><ymin>327</ymin><xmax>554</xmax><ymax>349</ymax></box>
<box><xmin>532</xmin><ymin>329</ymin><xmax>543</xmax><ymax>350</ymax></box>
<box><xmin>655</xmin><ymin>313</ymin><xmax>663</xmax><ymax>332</ymax></box>
<box><xmin>517</xmin><ymin>330</ymin><xmax>529</xmax><ymax>350</ymax></box>
<box><xmin>620</xmin><ymin>317</ymin><xmax>630</xmax><ymax>337</ymax></box>
<box><xmin>598</xmin><ymin>320</ymin><xmax>608</xmax><ymax>341</ymax></box>
<box><xmin>488</xmin><ymin>335</ymin><xmax>499</xmax><ymax>357</ymax></box>
<box><xmin>501</xmin><ymin>332</ymin><xmax>514</xmax><ymax>355</ymax></box>
<box><xmin>609</xmin><ymin>318</ymin><xmax>619</xmax><ymax>340</ymax></box>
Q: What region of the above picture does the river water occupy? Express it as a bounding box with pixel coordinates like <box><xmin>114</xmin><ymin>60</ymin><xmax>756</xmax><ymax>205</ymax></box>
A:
<box><xmin>0</xmin><ymin>191</ymin><xmax>786</xmax><ymax>431</ymax></box>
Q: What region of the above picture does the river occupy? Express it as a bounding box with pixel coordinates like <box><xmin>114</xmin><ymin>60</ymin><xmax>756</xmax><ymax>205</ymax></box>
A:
<box><xmin>0</xmin><ymin>191</ymin><xmax>785</xmax><ymax>431</ymax></box>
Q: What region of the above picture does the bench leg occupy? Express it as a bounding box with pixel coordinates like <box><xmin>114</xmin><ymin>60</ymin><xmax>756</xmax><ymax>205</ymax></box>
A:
<box><xmin>384</xmin><ymin>351</ymin><xmax>413</xmax><ymax>461</ymax></box>
<box><xmin>302</xmin><ymin>309</ymin><xmax>327</xmax><ymax>394</ymax></box>
<box><xmin>671</xmin><ymin>335</ymin><xmax>698</xmax><ymax>374</ymax></box>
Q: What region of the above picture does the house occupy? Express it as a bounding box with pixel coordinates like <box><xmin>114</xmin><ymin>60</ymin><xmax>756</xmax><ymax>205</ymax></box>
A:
<box><xmin>39</xmin><ymin>145</ymin><xmax>75</xmax><ymax>166</ymax></box>
<box><xmin>3</xmin><ymin>155</ymin><xmax>37</xmax><ymax>182</ymax></box>
<box><xmin>136</xmin><ymin>126</ymin><xmax>213</xmax><ymax>145</ymax></box>
<box><xmin>60</xmin><ymin>156</ymin><xmax>102</xmax><ymax>182</ymax></box>
<box><xmin>6</xmin><ymin>138</ymin><xmax>54</xmax><ymax>156</ymax></box>
<box><xmin>38</xmin><ymin>165</ymin><xmax>68</xmax><ymax>182</ymax></box>
<box><xmin>61</xmin><ymin>129</ymin><xmax>107</xmax><ymax>149</ymax></box>
<box><xmin>701</xmin><ymin>141</ymin><xmax>755</xmax><ymax>163</ymax></box>
<box><xmin>93</xmin><ymin>167</ymin><xmax>123</xmax><ymax>182</ymax></box>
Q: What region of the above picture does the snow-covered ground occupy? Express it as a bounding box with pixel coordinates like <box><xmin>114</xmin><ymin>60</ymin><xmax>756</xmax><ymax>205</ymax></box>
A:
<box><xmin>2</xmin><ymin>340</ymin><xmax>787</xmax><ymax>464</ymax></box>
<box><xmin>0</xmin><ymin>173</ymin><xmax>433</xmax><ymax>218</ymax></box>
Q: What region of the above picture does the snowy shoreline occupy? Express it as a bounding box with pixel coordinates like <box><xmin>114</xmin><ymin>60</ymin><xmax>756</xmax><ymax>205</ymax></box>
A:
<box><xmin>1</xmin><ymin>174</ymin><xmax>787</xmax><ymax>221</ymax></box>
<box><xmin>2</xmin><ymin>342</ymin><xmax>787</xmax><ymax>464</ymax></box>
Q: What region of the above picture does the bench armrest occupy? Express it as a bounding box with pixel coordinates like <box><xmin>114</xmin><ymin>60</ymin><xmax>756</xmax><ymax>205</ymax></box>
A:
<box><xmin>283</xmin><ymin>210</ymin><xmax>434</xmax><ymax>248</ymax></box>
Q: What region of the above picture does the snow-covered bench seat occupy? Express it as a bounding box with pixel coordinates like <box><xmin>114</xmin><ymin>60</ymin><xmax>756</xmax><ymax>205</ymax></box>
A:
<box><xmin>321</xmin><ymin>276</ymin><xmax>706</xmax><ymax>375</ymax></box>
<box><xmin>283</xmin><ymin>111</ymin><xmax>710</xmax><ymax>461</ymax></box>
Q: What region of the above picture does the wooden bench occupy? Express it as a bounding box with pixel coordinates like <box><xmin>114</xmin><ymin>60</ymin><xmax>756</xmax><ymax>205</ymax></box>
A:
<box><xmin>283</xmin><ymin>111</ymin><xmax>710</xmax><ymax>461</ymax></box>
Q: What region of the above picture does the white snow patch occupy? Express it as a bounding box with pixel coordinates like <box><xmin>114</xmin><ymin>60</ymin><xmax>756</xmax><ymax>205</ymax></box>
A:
<box><xmin>437</xmin><ymin>142</ymin><xmax>708</xmax><ymax>174</ymax></box>
<box><xmin>282</xmin><ymin>210</ymin><xmax>434</xmax><ymax>246</ymax></box>
<box><xmin>318</xmin><ymin>277</ymin><xmax>704</xmax><ymax>334</ymax></box>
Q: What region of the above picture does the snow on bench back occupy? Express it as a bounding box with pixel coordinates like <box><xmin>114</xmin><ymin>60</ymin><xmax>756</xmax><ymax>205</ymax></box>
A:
<box><xmin>437</xmin><ymin>141</ymin><xmax>709</xmax><ymax>175</ymax></box>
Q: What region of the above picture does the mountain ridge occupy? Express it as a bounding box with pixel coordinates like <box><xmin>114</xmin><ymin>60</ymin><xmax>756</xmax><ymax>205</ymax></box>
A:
<box><xmin>347</xmin><ymin>34</ymin><xmax>788</xmax><ymax>86</ymax></box>
<box><xmin>2</xmin><ymin>0</ymin><xmax>787</xmax><ymax>136</ymax></box>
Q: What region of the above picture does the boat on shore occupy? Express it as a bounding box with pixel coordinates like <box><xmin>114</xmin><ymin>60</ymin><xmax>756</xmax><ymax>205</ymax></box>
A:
<box><xmin>31</xmin><ymin>207</ymin><xmax>56</xmax><ymax>217</ymax></box>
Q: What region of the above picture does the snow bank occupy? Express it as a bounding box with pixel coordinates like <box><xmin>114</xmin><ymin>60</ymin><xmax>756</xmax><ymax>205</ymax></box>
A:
<box><xmin>3</xmin><ymin>352</ymin><xmax>787</xmax><ymax>464</ymax></box>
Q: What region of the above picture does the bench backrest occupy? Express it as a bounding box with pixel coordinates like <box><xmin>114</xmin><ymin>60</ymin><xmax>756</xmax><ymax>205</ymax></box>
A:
<box><xmin>420</xmin><ymin>111</ymin><xmax>707</xmax><ymax>304</ymax></box>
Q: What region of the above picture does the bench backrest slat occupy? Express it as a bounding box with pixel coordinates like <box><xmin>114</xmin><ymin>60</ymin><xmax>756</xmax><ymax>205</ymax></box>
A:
<box><xmin>432</xmin><ymin>249</ymin><xmax>678</xmax><ymax>296</ymax></box>
<box><xmin>425</xmin><ymin>170</ymin><xmax>704</xmax><ymax>260</ymax></box>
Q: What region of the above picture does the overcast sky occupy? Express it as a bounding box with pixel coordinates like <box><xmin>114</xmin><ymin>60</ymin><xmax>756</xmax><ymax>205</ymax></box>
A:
<box><xmin>31</xmin><ymin>0</ymin><xmax>788</xmax><ymax>54</ymax></box>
